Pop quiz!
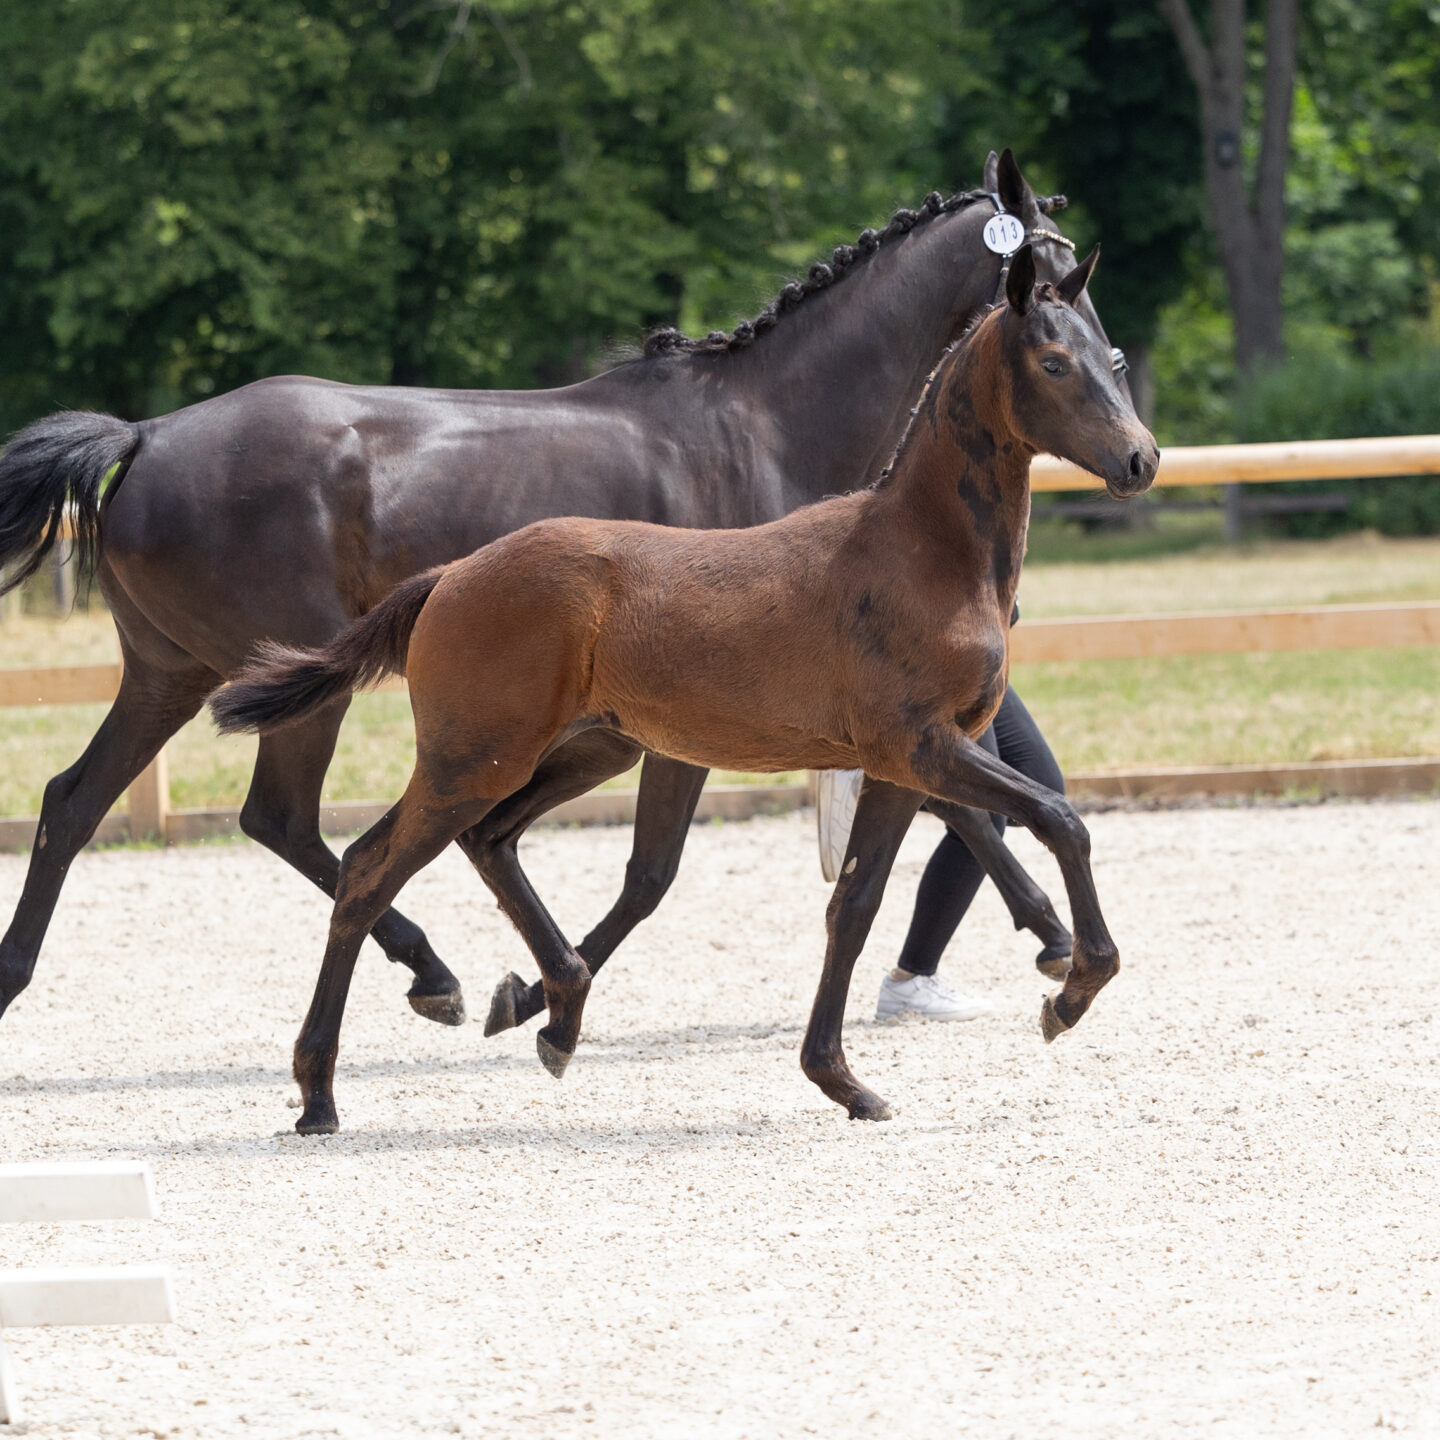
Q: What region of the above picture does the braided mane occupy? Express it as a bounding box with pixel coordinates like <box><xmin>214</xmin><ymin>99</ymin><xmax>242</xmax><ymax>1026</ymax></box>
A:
<box><xmin>643</xmin><ymin>188</ymin><xmax>1067</xmax><ymax>359</ymax></box>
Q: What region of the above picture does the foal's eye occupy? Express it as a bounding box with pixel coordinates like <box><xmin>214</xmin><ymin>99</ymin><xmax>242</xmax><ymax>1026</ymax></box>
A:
<box><xmin>1040</xmin><ymin>357</ymin><xmax>1066</xmax><ymax>376</ymax></box>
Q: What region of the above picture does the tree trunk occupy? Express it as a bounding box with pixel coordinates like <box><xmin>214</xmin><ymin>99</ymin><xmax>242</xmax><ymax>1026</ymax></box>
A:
<box><xmin>1158</xmin><ymin>0</ymin><xmax>1298</xmax><ymax>373</ymax></box>
<box><xmin>1125</xmin><ymin>342</ymin><xmax>1156</xmax><ymax>428</ymax></box>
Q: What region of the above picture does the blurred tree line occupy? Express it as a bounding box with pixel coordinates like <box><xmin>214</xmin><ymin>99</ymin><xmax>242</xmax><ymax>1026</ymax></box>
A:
<box><xmin>2</xmin><ymin>0</ymin><xmax>1437</xmax><ymax>529</ymax></box>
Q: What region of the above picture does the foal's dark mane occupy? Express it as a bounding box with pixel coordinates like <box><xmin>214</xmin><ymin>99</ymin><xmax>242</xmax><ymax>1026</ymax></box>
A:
<box><xmin>642</xmin><ymin>186</ymin><xmax>1067</xmax><ymax>359</ymax></box>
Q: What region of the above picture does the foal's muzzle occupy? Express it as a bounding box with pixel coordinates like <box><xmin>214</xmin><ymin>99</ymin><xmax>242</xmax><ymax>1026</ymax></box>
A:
<box><xmin>1106</xmin><ymin>439</ymin><xmax>1160</xmax><ymax>498</ymax></box>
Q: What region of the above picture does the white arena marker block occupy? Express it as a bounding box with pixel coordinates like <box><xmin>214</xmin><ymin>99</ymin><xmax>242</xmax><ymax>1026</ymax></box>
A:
<box><xmin>0</xmin><ymin>1266</ymin><xmax>175</xmax><ymax>1328</ymax></box>
<box><xmin>0</xmin><ymin>1162</ymin><xmax>156</xmax><ymax>1223</ymax></box>
<box><xmin>0</xmin><ymin>1337</ymin><xmax>18</xmax><ymax>1424</ymax></box>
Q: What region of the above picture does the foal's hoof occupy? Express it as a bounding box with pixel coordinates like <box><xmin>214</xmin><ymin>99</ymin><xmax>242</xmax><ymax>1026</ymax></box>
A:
<box><xmin>1035</xmin><ymin>943</ymin><xmax>1073</xmax><ymax>981</ymax></box>
<box><xmin>484</xmin><ymin>972</ymin><xmax>529</xmax><ymax>1037</ymax></box>
<box><xmin>295</xmin><ymin>1103</ymin><xmax>339</xmax><ymax>1135</ymax></box>
<box><xmin>408</xmin><ymin>986</ymin><xmax>467</xmax><ymax>1027</ymax></box>
<box><xmin>847</xmin><ymin>1094</ymin><xmax>894</xmax><ymax>1122</ymax></box>
<box><xmin>536</xmin><ymin>1033</ymin><xmax>573</xmax><ymax>1080</ymax></box>
<box><xmin>1040</xmin><ymin>993</ymin><xmax>1073</xmax><ymax>1044</ymax></box>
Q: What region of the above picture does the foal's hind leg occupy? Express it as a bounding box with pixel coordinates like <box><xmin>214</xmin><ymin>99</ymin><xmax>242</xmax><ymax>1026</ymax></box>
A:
<box><xmin>464</xmin><ymin>840</ymin><xmax>593</xmax><ymax>1079</ymax></box>
<box><xmin>457</xmin><ymin>731</ymin><xmax>645</xmax><ymax>1035</ymax></box>
<box><xmin>482</xmin><ymin>749</ymin><xmax>707</xmax><ymax>1036</ymax></box>
<box><xmin>293</xmin><ymin>788</ymin><xmax>493</xmax><ymax>1134</ymax></box>
<box><xmin>801</xmin><ymin>780</ymin><xmax>924</xmax><ymax>1120</ymax></box>
<box><xmin>0</xmin><ymin>655</ymin><xmax>213</xmax><ymax>1021</ymax></box>
<box><xmin>925</xmin><ymin>799</ymin><xmax>1073</xmax><ymax>978</ymax></box>
<box><xmin>239</xmin><ymin>700</ymin><xmax>465</xmax><ymax>1025</ymax></box>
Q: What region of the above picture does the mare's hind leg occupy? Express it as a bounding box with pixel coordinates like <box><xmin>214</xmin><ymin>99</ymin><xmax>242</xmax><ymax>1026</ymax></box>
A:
<box><xmin>926</xmin><ymin>799</ymin><xmax>1073</xmax><ymax>978</ymax></box>
<box><xmin>575</xmin><ymin>753</ymin><xmax>708</xmax><ymax>966</ymax></box>
<box><xmin>0</xmin><ymin>652</ymin><xmax>214</xmax><ymax>1021</ymax></box>
<box><xmin>908</xmin><ymin>730</ymin><xmax>1120</xmax><ymax>1041</ymax></box>
<box><xmin>482</xmin><ymin>749</ymin><xmax>707</xmax><ymax>1036</ymax></box>
<box><xmin>239</xmin><ymin>699</ymin><xmax>465</xmax><ymax>1025</ymax></box>
<box><xmin>801</xmin><ymin>780</ymin><xmax>924</xmax><ymax>1120</ymax></box>
<box><xmin>293</xmin><ymin>787</ymin><xmax>494</xmax><ymax>1134</ymax></box>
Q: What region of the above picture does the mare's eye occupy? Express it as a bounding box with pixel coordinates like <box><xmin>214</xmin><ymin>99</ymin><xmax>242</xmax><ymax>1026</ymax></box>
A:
<box><xmin>1040</xmin><ymin>356</ymin><xmax>1066</xmax><ymax>376</ymax></box>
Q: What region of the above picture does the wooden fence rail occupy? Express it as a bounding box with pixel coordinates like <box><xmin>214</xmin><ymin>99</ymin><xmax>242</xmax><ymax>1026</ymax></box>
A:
<box><xmin>2</xmin><ymin>436</ymin><xmax>1438</xmax><ymax>844</ymax></box>
<box><xmin>1029</xmin><ymin>432</ymin><xmax>1440</xmax><ymax>490</ymax></box>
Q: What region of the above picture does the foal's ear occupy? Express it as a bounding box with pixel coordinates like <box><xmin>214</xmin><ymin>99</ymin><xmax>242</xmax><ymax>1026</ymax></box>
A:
<box><xmin>982</xmin><ymin>149</ymin><xmax>1000</xmax><ymax>191</ymax></box>
<box><xmin>1006</xmin><ymin>244</ymin><xmax>1037</xmax><ymax>315</ymax></box>
<box><xmin>996</xmin><ymin>148</ymin><xmax>1032</xmax><ymax>216</ymax></box>
<box><xmin>1056</xmin><ymin>244</ymin><xmax>1100</xmax><ymax>307</ymax></box>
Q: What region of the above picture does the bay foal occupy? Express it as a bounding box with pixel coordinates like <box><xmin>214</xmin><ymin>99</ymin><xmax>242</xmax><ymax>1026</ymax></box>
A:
<box><xmin>214</xmin><ymin>245</ymin><xmax>1157</xmax><ymax>1132</ymax></box>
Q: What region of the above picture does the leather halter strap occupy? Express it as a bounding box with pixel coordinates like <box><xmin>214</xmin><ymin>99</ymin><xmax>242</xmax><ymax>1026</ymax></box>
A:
<box><xmin>986</xmin><ymin>196</ymin><xmax>1126</xmax><ymax>377</ymax></box>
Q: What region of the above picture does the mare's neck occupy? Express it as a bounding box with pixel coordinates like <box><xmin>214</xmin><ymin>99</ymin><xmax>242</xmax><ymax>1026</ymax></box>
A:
<box><xmin>729</xmin><ymin>206</ymin><xmax>1002</xmax><ymax>504</ymax></box>
<box><xmin>881</xmin><ymin>321</ymin><xmax>1034</xmax><ymax>614</ymax></box>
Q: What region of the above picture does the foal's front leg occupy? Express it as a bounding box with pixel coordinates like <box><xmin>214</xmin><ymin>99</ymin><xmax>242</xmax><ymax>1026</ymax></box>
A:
<box><xmin>926</xmin><ymin>798</ymin><xmax>1074</xmax><ymax>978</ymax></box>
<box><xmin>909</xmin><ymin>729</ymin><xmax>1119</xmax><ymax>1041</ymax></box>
<box><xmin>800</xmin><ymin>779</ymin><xmax>924</xmax><ymax>1120</ymax></box>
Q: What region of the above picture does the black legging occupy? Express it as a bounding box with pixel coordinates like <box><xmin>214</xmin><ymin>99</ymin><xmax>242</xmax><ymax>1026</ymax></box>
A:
<box><xmin>896</xmin><ymin>686</ymin><xmax>1063</xmax><ymax>977</ymax></box>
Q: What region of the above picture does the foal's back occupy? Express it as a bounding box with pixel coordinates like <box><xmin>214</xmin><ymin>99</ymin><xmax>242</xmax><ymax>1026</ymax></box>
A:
<box><xmin>403</xmin><ymin>483</ymin><xmax>994</xmax><ymax>781</ymax></box>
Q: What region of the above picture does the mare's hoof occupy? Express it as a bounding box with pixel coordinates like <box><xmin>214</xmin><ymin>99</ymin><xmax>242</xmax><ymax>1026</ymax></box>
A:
<box><xmin>295</xmin><ymin>1105</ymin><xmax>339</xmax><ymax>1135</ymax></box>
<box><xmin>847</xmin><ymin>1095</ymin><xmax>894</xmax><ymax>1122</ymax></box>
<box><xmin>1040</xmin><ymin>993</ymin><xmax>1073</xmax><ymax>1044</ymax></box>
<box><xmin>536</xmin><ymin>1033</ymin><xmax>573</xmax><ymax>1080</ymax></box>
<box><xmin>1035</xmin><ymin>943</ymin><xmax>1073</xmax><ymax>981</ymax></box>
<box><xmin>484</xmin><ymin>972</ymin><xmax>528</xmax><ymax>1037</ymax></box>
<box><xmin>408</xmin><ymin>987</ymin><xmax>467</xmax><ymax>1026</ymax></box>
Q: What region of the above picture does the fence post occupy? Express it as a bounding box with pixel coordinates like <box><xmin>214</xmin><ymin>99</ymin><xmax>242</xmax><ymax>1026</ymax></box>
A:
<box><xmin>128</xmin><ymin>748</ymin><xmax>170</xmax><ymax>843</ymax></box>
<box><xmin>52</xmin><ymin>549</ymin><xmax>75</xmax><ymax>614</ymax></box>
<box><xmin>1223</xmin><ymin>482</ymin><xmax>1244</xmax><ymax>541</ymax></box>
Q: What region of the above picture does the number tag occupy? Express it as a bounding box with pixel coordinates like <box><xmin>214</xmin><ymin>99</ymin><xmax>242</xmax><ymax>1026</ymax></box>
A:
<box><xmin>982</xmin><ymin>212</ymin><xmax>1025</xmax><ymax>255</ymax></box>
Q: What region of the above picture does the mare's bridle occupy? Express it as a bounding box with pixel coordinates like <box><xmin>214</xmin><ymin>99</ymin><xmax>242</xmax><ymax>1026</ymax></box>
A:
<box><xmin>986</xmin><ymin>193</ymin><xmax>1128</xmax><ymax>379</ymax></box>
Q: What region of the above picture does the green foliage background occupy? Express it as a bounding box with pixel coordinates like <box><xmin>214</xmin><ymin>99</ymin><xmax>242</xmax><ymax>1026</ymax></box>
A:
<box><xmin>2</xmin><ymin>0</ymin><xmax>1438</xmax><ymax>529</ymax></box>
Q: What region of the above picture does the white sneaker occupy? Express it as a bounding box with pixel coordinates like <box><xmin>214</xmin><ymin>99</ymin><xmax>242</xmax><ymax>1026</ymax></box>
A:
<box><xmin>816</xmin><ymin>768</ymin><xmax>864</xmax><ymax>882</ymax></box>
<box><xmin>875</xmin><ymin>973</ymin><xmax>995</xmax><ymax>1023</ymax></box>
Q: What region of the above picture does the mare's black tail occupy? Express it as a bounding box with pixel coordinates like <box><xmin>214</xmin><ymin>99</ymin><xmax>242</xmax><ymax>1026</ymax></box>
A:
<box><xmin>0</xmin><ymin>411</ymin><xmax>140</xmax><ymax>595</ymax></box>
<box><xmin>210</xmin><ymin>568</ymin><xmax>446</xmax><ymax>736</ymax></box>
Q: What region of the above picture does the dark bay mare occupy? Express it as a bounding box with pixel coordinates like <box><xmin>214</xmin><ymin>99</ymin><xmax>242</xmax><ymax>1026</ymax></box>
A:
<box><xmin>213</xmin><ymin>244</ymin><xmax>1158</xmax><ymax>1132</ymax></box>
<box><xmin>0</xmin><ymin>151</ymin><xmax>1101</xmax><ymax>1028</ymax></box>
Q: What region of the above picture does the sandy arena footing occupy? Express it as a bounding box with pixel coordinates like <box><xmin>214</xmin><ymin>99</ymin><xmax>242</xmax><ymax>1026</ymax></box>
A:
<box><xmin>1</xmin><ymin>801</ymin><xmax>1437</xmax><ymax>1437</ymax></box>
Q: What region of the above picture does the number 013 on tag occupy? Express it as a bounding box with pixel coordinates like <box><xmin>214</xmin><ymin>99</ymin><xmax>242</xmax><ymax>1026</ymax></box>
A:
<box><xmin>982</xmin><ymin>213</ymin><xmax>1024</xmax><ymax>255</ymax></box>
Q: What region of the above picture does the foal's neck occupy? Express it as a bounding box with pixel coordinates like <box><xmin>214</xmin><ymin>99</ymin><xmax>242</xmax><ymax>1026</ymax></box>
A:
<box><xmin>882</xmin><ymin>322</ymin><xmax>1034</xmax><ymax>609</ymax></box>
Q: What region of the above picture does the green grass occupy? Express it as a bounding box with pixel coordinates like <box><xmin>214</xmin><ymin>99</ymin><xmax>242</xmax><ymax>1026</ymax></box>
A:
<box><xmin>1</xmin><ymin>530</ymin><xmax>1437</xmax><ymax>816</ymax></box>
<box><xmin>1014</xmin><ymin>647</ymin><xmax>1440</xmax><ymax>773</ymax></box>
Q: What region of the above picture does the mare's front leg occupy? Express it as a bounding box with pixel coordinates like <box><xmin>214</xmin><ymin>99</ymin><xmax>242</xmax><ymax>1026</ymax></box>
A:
<box><xmin>801</xmin><ymin>779</ymin><xmax>924</xmax><ymax>1120</ymax></box>
<box><xmin>925</xmin><ymin>798</ymin><xmax>1073</xmax><ymax>978</ymax></box>
<box><xmin>294</xmin><ymin>790</ymin><xmax>491</xmax><ymax>1134</ymax></box>
<box><xmin>909</xmin><ymin>730</ymin><xmax>1118</xmax><ymax>1040</ymax></box>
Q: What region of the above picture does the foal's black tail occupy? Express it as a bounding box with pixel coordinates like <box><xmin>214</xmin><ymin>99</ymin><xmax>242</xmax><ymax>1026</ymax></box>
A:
<box><xmin>211</xmin><ymin>568</ymin><xmax>446</xmax><ymax>736</ymax></box>
<box><xmin>0</xmin><ymin>411</ymin><xmax>140</xmax><ymax>595</ymax></box>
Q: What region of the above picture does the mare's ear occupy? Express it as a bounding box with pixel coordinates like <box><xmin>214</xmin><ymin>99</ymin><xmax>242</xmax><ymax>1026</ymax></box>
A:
<box><xmin>1005</xmin><ymin>244</ymin><xmax>1037</xmax><ymax>315</ymax></box>
<box><xmin>996</xmin><ymin>148</ymin><xmax>1032</xmax><ymax>216</ymax></box>
<box><xmin>1056</xmin><ymin>244</ymin><xmax>1100</xmax><ymax>306</ymax></box>
<box><xmin>982</xmin><ymin>150</ymin><xmax>1000</xmax><ymax>191</ymax></box>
